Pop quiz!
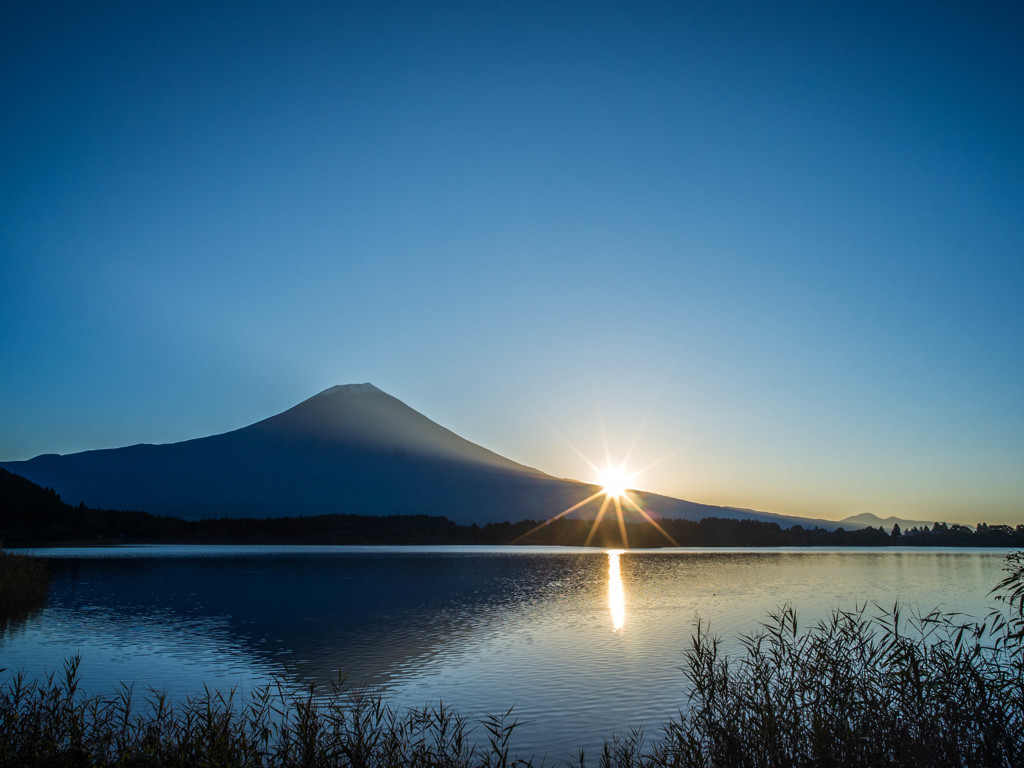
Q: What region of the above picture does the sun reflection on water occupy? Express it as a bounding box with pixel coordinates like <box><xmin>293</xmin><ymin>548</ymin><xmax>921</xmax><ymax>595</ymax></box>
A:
<box><xmin>607</xmin><ymin>550</ymin><xmax>626</xmax><ymax>631</ymax></box>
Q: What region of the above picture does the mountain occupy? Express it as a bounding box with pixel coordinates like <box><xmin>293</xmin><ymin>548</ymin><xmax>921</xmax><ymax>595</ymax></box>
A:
<box><xmin>1</xmin><ymin>383</ymin><xmax>851</xmax><ymax>529</ymax></box>
<box><xmin>840</xmin><ymin>512</ymin><xmax>968</xmax><ymax>532</ymax></box>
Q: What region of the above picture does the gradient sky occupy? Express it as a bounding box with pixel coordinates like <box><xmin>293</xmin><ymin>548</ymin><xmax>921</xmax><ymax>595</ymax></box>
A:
<box><xmin>3</xmin><ymin>1</ymin><xmax>1022</xmax><ymax>525</ymax></box>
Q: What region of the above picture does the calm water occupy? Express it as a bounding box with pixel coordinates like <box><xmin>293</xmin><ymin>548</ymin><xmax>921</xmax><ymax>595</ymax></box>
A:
<box><xmin>1</xmin><ymin>546</ymin><xmax>1013</xmax><ymax>759</ymax></box>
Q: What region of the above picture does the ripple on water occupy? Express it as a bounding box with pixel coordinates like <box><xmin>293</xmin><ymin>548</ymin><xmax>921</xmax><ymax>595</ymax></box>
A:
<box><xmin>1</xmin><ymin>546</ymin><xmax>1012</xmax><ymax>756</ymax></box>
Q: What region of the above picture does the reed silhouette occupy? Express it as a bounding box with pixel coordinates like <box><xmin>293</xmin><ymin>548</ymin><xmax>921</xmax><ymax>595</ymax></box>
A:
<box><xmin>0</xmin><ymin>547</ymin><xmax>48</xmax><ymax>634</ymax></box>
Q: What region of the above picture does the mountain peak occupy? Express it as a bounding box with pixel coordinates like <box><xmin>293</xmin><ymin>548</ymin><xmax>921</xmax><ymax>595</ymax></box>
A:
<box><xmin>244</xmin><ymin>383</ymin><xmax>543</xmax><ymax>478</ymax></box>
<box><xmin>317</xmin><ymin>383</ymin><xmax>382</xmax><ymax>397</ymax></box>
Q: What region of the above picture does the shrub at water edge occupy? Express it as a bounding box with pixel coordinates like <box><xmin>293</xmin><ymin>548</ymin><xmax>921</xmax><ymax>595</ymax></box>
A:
<box><xmin>0</xmin><ymin>547</ymin><xmax>48</xmax><ymax>617</ymax></box>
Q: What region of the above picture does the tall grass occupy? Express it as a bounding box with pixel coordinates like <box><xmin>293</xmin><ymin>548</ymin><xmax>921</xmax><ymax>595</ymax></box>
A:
<box><xmin>640</xmin><ymin>550</ymin><xmax>1024</xmax><ymax>768</ymax></box>
<box><xmin>650</xmin><ymin>603</ymin><xmax>1023</xmax><ymax>767</ymax></box>
<box><xmin>1</xmin><ymin>554</ymin><xmax>1023</xmax><ymax>767</ymax></box>
<box><xmin>0</xmin><ymin>548</ymin><xmax>48</xmax><ymax>632</ymax></box>
<box><xmin>0</xmin><ymin>661</ymin><xmax>526</xmax><ymax>768</ymax></box>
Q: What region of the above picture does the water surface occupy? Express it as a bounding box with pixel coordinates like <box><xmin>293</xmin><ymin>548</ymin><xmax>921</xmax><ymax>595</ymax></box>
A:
<box><xmin>2</xmin><ymin>545</ymin><xmax>1011</xmax><ymax>758</ymax></box>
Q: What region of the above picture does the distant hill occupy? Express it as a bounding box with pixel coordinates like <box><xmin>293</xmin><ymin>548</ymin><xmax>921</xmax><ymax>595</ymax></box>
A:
<box><xmin>840</xmin><ymin>512</ymin><xmax>968</xmax><ymax>532</ymax></box>
<box><xmin>0</xmin><ymin>465</ymin><xmax>67</xmax><ymax>518</ymax></box>
<box><xmin>2</xmin><ymin>383</ymin><xmax>850</xmax><ymax>529</ymax></box>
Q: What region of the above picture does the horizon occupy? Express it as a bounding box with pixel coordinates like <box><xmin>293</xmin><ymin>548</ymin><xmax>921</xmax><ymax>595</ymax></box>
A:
<box><xmin>0</xmin><ymin>380</ymin><xmax>1009</xmax><ymax>529</ymax></box>
<box><xmin>2</xmin><ymin>2</ymin><xmax>1022</xmax><ymax>525</ymax></box>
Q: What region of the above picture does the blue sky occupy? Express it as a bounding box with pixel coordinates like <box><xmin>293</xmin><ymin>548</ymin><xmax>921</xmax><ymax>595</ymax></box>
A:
<box><xmin>2</xmin><ymin>1</ymin><xmax>1022</xmax><ymax>524</ymax></box>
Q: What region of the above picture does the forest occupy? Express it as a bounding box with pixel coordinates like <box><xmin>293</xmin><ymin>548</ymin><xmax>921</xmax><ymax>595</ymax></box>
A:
<box><xmin>3</xmin><ymin>467</ymin><xmax>1022</xmax><ymax>548</ymax></box>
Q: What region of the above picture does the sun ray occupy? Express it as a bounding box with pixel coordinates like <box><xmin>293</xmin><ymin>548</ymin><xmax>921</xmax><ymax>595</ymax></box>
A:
<box><xmin>620</xmin><ymin>491</ymin><xmax>680</xmax><ymax>547</ymax></box>
<box><xmin>515</xmin><ymin>401</ymin><xmax>692</xmax><ymax>549</ymax></box>
<box><xmin>538</xmin><ymin>415</ymin><xmax>602</xmax><ymax>476</ymax></box>
<box><xmin>629</xmin><ymin>445</ymin><xmax>690</xmax><ymax>479</ymax></box>
<box><xmin>510</xmin><ymin>490</ymin><xmax>605</xmax><ymax>544</ymax></box>
<box><xmin>584</xmin><ymin>494</ymin><xmax>613</xmax><ymax>546</ymax></box>
<box><xmin>593</xmin><ymin>392</ymin><xmax>613</xmax><ymax>470</ymax></box>
<box><xmin>621</xmin><ymin>405</ymin><xmax>653</xmax><ymax>470</ymax></box>
<box><xmin>613</xmin><ymin>495</ymin><xmax>629</xmax><ymax>549</ymax></box>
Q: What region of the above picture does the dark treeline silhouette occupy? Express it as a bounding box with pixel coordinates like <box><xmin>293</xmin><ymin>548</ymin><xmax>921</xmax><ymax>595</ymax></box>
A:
<box><xmin>3</xmin><ymin>467</ymin><xmax>1023</xmax><ymax>547</ymax></box>
<box><xmin>496</xmin><ymin>517</ymin><xmax>1024</xmax><ymax>548</ymax></box>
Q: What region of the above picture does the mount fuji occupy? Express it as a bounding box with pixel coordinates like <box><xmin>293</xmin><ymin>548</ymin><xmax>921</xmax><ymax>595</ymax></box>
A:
<box><xmin>2</xmin><ymin>384</ymin><xmax>851</xmax><ymax>529</ymax></box>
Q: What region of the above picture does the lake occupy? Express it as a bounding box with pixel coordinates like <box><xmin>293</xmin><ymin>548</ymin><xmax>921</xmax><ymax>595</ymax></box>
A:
<box><xmin>1</xmin><ymin>546</ymin><xmax>1014</xmax><ymax>760</ymax></box>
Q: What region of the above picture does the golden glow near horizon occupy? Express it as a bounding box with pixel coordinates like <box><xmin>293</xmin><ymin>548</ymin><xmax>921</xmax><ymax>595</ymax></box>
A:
<box><xmin>607</xmin><ymin>549</ymin><xmax>626</xmax><ymax>631</ymax></box>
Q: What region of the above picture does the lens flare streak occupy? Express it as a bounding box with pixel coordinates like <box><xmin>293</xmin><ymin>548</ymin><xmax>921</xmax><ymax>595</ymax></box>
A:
<box><xmin>521</xmin><ymin>409</ymin><xmax>685</xmax><ymax>548</ymax></box>
<box><xmin>510</xmin><ymin>490</ymin><xmax>606</xmax><ymax>544</ymax></box>
<box><xmin>619</xmin><ymin>492</ymin><xmax>679</xmax><ymax>547</ymax></box>
<box><xmin>583</xmin><ymin>494</ymin><xmax>613</xmax><ymax>546</ymax></box>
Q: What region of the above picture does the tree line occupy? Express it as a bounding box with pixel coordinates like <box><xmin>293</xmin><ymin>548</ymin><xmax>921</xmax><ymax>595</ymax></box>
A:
<box><xmin>3</xmin><ymin>468</ymin><xmax>1022</xmax><ymax>547</ymax></box>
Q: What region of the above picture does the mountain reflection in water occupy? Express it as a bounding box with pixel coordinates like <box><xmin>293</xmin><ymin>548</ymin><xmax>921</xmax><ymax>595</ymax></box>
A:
<box><xmin>29</xmin><ymin>549</ymin><xmax>595</xmax><ymax>688</ymax></box>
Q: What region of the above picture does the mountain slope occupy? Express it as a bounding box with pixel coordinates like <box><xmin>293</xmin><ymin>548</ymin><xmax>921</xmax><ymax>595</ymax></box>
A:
<box><xmin>1</xmin><ymin>384</ymin><xmax>851</xmax><ymax>529</ymax></box>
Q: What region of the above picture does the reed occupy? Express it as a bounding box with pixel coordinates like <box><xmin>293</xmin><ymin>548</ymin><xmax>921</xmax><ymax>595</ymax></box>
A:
<box><xmin>639</xmin><ymin>550</ymin><xmax>1024</xmax><ymax>768</ymax></box>
<box><xmin>1</xmin><ymin>554</ymin><xmax>1022</xmax><ymax>767</ymax></box>
<box><xmin>649</xmin><ymin>603</ymin><xmax>1024</xmax><ymax>767</ymax></box>
<box><xmin>0</xmin><ymin>548</ymin><xmax>48</xmax><ymax>618</ymax></box>
<box><xmin>0</xmin><ymin>661</ymin><xmax>531</xmax><ymax>768</ymax></box>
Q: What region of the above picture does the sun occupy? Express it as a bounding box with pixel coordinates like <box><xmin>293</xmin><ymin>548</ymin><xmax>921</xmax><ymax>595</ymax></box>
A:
<box><xmin>509</xmin><ymin>409</ymin><xmax>683</xmax><ymax>548</ymax></box>
<box><xmin>510</xmin><ymin>454</ymin><xmax>679</xmax><ymax>547</ymax></box>
<box><xmin>597</xmin><ymin>466</ymin><xmax>632</xmax><ymax>499</ymax></box>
